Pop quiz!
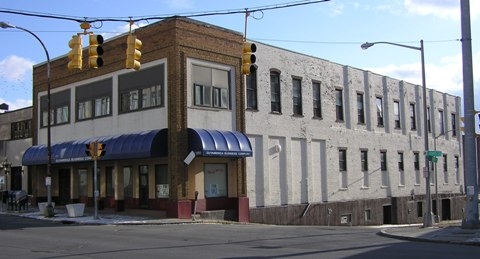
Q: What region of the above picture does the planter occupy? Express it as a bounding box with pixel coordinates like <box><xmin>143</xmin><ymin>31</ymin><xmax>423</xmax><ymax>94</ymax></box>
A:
<box><xmin>66</xmin><ymin>203</ymin><xmax>85</xmax><ymax>217</ymax></box>
<box><xmin>38</xmin><ymin>202</ymin><xmax>55</xmax><ymax>214</ymax></box>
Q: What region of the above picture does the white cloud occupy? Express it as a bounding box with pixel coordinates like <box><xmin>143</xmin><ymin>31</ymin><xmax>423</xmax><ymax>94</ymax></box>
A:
<box><xmin>366</xmin><ymin>51</ymin><xmax>479</xmax><ymax>96</ymax></box>
<box><xmin>101</xmin><ymin>21</ymin><xmax>150</xmax><ymax>40</ymax></box>
<box><xmin>404</xmin><ymin>0</ymin><xmax>480</xmax><ymax>20</ymax></box>
<box><xmin>0</xmin><ymin>55</ymin><xmax>34</xmax><ymax>82</ymax></box>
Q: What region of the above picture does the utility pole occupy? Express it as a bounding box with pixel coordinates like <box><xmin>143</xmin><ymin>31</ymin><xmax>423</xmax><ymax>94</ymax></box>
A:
<box><xmin>460</xmin><ymin>0</ymin><xmax>479</xmax><ymax>229</ymax></box>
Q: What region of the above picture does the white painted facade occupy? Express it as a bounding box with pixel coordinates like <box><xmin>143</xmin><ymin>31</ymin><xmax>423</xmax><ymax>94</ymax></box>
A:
<box><xmin>245</xmin><ymin>42</ymin><xmax>463</xmax><ymax>209</ymax></box>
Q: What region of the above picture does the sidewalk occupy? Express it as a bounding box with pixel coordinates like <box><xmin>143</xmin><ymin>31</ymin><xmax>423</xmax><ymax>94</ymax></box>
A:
<box><xmin>3</xmin><ymin>204</ymin><xmax>480</xmax><ymax>246</ymax></box>
<box><xmin>0</xmin><ymin>204</ymin><xmax>220</xmax><ymax>225</ymax></box>
<box><xmin>379</xmin><ymin>221</ymin><xmax>480</xmax><ymax>246</ymax></box>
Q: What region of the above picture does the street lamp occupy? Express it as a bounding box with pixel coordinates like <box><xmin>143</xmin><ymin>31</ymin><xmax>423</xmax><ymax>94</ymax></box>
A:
<box><xmin>0</xmin><ymin>22</ymin><xmax>54</xmax><ymax>217</ymax></box>
<box><xmin>361</xmin><ymin>40</ymin><xmax>434</xmax><ymax>227</ymax></box>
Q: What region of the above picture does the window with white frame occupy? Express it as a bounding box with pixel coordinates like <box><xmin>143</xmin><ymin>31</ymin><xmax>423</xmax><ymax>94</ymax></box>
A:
<box><xmin>381</xmin><ymin>151</ymin><xmax>388</xmax><ymax>186</ymax></box>
<box><xmin>76</xmin><ymin>78</ymin><xmax>113</xmax><ymax>121</ymax></box>
<box><xmin>410</xmin><ymin>103</ymin><xmax>416</xmax><ymax>130</ymax></box>
<box><xmin>118</xmin><ymin>64</ymin><xmax>165</xmax><ymax>113</ymax></box>
<box><xmin>78</xmin><ymin>100</ymin><xmax>92</xmax><ymax>120</ymax></box>
<box><xmin>192</xmin><ymin>64</ymin><xmax>230</xmax><ymax>110</ymax></box>
<box><xmin>414</xmin><ymin>152</ymin><xmax>421</xmax><ymax>185</ymax></box>
<box><xmin>376</xmin><ymin>97</ymin><xmax>384</xmax><ymax>126</ymax></box>
<box><xmin>95</xmin><ymin>96</ymin><xmax>111</xmax><ymax>117</ymax></box>
<box><xmin>339</xmin><ymin>149</ymin><xmax>347</xmax><ymax>189</ymax></box>
<box><xmin>312</xmin><ymin>81</ymin><xmax>322</xmax><ymax>118</ymax></box>
<box><xmin>398</xmin><ymin>152</ymin><xmax>405</xmax><ymax>186</ymax></box>
<box><xmin>394</xmin><ymin>100</ymin><xmax>401</xmax><ymax>129</ymax></box>
<box><xmin>40</xmin><ymin>89</ymin><xmax>70</xmax><ymax>127</ymax></box>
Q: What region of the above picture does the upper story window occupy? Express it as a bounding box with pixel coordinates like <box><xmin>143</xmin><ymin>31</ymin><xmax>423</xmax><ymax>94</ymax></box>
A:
<box><xmin>11</xmin><ymin>119</ymin><xmax>31</xmax><ymax>139</ymax></box>
<box><xmin>360</xmin><ymin>150</ymin><xmax>368</xmax><ymax>171</ymax></box>
<box><xmin>270</xmin><ymin>71</ymin><xmax>281</xmax><ymax>113</ymax></box>
<box><xmin>376</xmin><ymin>97</ymin><xmax>384</xmax><ymax>126</ymax></box>
<box><xmin>335</xmin><ymin>89</ymin><xmax>344</xmax><ymax>121</ymax></box>
<box><xmin>380</xmin><ymin>151</ymin><xmax>387</xmax><ymax>171</ymax></box>
<box><xmin>439</xmin><ymin>110</ymin><xmax>445</xmax><ymax>135</ymax></box>
<box><xmin>339</xmin><ymin>149</ymin><xmax>347</xmax><ymax>171</ymax></box>
<box><xmin>292</xmin><ymin>77</ymin><xmax>302</xmax><ymax>116</ymax></box>
<box><xmin>246</xmin><ymin>70</ymin><xmax>257</xmax><ymax>110</ymax></box>
<box><xmin>40</xmin><ymin>89</ymin><xmax>70</xmax><ymax>127</ymax></box>
<box><xmin>312</xmin><ymin>81</ymin><xmax>322</xmax><ymax>118</ymax></box>
<box><xmin>357</xmin><ymin>93</ymin><xmax>365</xmax><ymax>124</ymax></box>
<box><xmin>451</xmin><ymin>113</ymin><xmax>457</xmax><ymax>136</ymax></box>
<box><xmin>119</xmin><ymin>64</ymin><xmax>165</xmax><ymax>113</ymax></box>
<box><xmin>398</xmin><ymin>152</ymin><xmax>404</xmax><ymax>171</ymax></box>
<box><xmin>191</xmin><ymin>64</ymin><xmax>229</xmax><ymax>110</ymax></box>
<box><xmin>76</xmin><ymin>78</ymin><xmax>112</xmax><ymax>121</ymax></box>
<box><xmin>414</xmin><ymin>152</ymin><xmax>420</xmax><ymax>170</ymax></box>
<box><xmin>410</xmin><ymin>103</ymin><xmax>416</xmax><ymax>130</ymax></box>
<box><xmin>427</xmin><ymin>107</ymin><xmax>431</xmax><ymax>133</ymax></box>
<box><xmin>394</xmin><ymin>100</ymin><xmax>401</xmax><ymax>129</ymax></box>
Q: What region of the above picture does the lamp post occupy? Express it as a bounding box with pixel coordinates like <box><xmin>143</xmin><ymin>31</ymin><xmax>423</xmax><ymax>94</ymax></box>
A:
<box><xmin>361</xmin><ymin>40</ymin><xmax>434</xmax><ymax>227</ymax></box>
<box><xmin>0</xmin><ymin>22</ymin><xmax>54</xmax><ymax>217</ymax></box>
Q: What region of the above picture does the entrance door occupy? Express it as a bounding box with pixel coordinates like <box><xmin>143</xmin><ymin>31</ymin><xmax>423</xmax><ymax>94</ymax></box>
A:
<box><xmin>10</xmin><ymin>166</ymin><xmax>22</xmax><ymax>190</ymax></box>
<box><xmin>139</xmin><ymin>165</ymin><xmax>149</xmax><ymax>209</ymax></box>
<box><xmin>441</xmin><ymin>199</ymin><xmax>451</xmax><ymax>220</ymax></box>
<box><xmin>58</xmin><ymin>169</ymin><xmax>70</xmax><ymax>205</ymax></box>
<box><xmin>383</xmin><ymin>205</ymin><xmax>392</xmax><ymax>224</ymax></box>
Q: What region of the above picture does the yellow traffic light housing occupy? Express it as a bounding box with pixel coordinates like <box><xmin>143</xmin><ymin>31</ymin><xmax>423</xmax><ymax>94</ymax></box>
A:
<box><xmin>85</xmin><ymin>143</ymin><xmax>94</xmax><ymax>157</ymax></box>
<box><xmin>89</xmin><ymin>34</ymin><xmax>104</xmax><ymax>69</ymax></box>
<box><xmin>126</xmin><ymin>34</ymin><xmax>142</xmax><ymax>70</ymax></box>
<box><xmin>68</xmin><ymin>35</ymin><xmax>82</xmax><ymax>70</ymax></box>
<box><xmin>242</xmin><ymin>42</ymin><xmax>257</xmax><ymax>75</ymax></box>
<box><xmin>96</xmin><ymin>143</ymin><xmax>106</xmax><ymax>157</ymax></box>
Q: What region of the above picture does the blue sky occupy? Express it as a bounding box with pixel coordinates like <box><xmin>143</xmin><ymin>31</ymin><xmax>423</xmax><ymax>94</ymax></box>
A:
<box><xmin>0</xmin><ymin>0</ymin><xmax>479</xmax><ymax>112</ymax></box>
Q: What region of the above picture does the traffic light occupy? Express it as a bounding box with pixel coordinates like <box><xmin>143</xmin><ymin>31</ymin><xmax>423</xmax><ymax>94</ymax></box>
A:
<box><xmin>242</xmin><ymin>42</ymin><xmax>256</xmax><ymax>75</ymax></box>
<box><xmin>68</xmin><ymin>35</ymin><xmax>82</xmax><ymax>70</ymax></box>
<box><xmin>89</xmin><ymin>34</ymin><xmax>104</xmax><ymax>69</ymax></box>
<box><xmin>85</xmin><ymin>143</ymin><xmax>95</xmax><ymax>157</ymax></box>
<box><xmin>96</xmin><ymin>143</ymin><xmax>106</xmax><ymax>157</ymax></box>
<box><xmin>125</xmin><ymin>34</ymin><xmax>142</xmax><ymax>70</ymax></box>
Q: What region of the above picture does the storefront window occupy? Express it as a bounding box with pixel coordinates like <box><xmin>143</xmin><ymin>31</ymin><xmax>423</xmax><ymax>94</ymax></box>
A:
<box><xmin>123</xmin><ymin>166</ymin><xmax>133</xmax><ymax>198</ymax></box>
<box><xmin>78</xmin><ymin>169</ymin><xmax>88</xmax><ymax>197</ymax></box>
<box><xmin>204</xmin><ymin>163</ymin><xmax>227</xmax><ymax>198</ymax></box>
<box><xmin>106</xmin><ymin>167</ymin><xmax>114</xmax><ymax>196</ymax></box>
<box><xmin>155</xmin><ymin>164</ymin><xmax>169</xmax><ymax>198</ymax></box>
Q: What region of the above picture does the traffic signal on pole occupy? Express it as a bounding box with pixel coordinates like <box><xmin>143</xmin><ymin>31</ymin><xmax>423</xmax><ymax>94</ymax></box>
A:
<box><xmin>242</xmin><ymin>42</ymin><xmax>256</xmax><ymax>75</ymax></box>
<box><xmin>68</xmin><ymin>35</ymin><xmax>82</xmax><ymax>70</ymax></box>
<box><xmin>89</xmin><ymin>34</ymin><xmax>104</xmax><ymax>69</ymax></box>
<box><xmin>85</xmin><ymin>143</ymin><xmax>95</xmax><ymax>157</ymax></box>
<box><xmin>96</xmin><ymin>143</ymin><xmax>106</xmax><ymax>157</ymax></box>
<box><xmin>125</xmin><ymin>34</ymin><xmax>142</xmax><ymax>70</ymax></box>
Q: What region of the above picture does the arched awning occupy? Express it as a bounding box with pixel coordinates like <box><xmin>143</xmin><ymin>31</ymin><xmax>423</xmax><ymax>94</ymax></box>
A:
<box><xmin>22</xmin><ymin>129</ymin><xmax>168</xmax><ymax>165</ymax></box>
<box><xmin>188</xmin><ymin>128</ymin><xmax>252</xmax><ymax>157</ymax></box>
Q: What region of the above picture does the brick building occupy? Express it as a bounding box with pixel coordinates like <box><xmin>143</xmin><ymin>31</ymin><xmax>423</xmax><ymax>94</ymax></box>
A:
<box><xmin>24</xmin><ymin>17</ymin><xmax>466</xmax><ymax>225</ymax></box>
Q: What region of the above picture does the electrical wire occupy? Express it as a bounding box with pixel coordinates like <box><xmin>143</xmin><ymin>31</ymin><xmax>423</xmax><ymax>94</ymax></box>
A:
<box><xmin>0</xmin><ymin>0</ymin><xmax>331</xmax><ymax>24</ymax></box>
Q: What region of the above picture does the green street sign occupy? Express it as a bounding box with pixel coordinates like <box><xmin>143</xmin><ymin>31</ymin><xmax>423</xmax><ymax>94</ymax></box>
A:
<box><xmin>427</xmin><ymin>155</ymin><xmax>439</xmax><ymax>163</ymax></box>
<box><xmin>426</xmin><ymin>150</ymin><xmax>442</xmax><ymax>157</ymax></box>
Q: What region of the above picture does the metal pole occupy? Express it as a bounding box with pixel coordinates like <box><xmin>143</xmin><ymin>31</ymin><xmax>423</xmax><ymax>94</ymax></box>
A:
<box><xmin>93</xmin><ymin>143</ymin><xmax>98</xmax><ymax>220</ymax></box>
<box><xmin>434</xmin><ymin>136</ymin><xmax>439</xmax><ymax>222</ymax></box>
<box><xmin>420</xmin><ymin>40</ymin><xmax>433</xmax><ymax>227</ymax></box>
<box><xmin>0</xmin><ymin>22</ymin><xmax>53</xmax><ymax>217</ymax></box>
<box><xmin>460</xmin><ymin>0</ymin><xmax>480</xmax><ymax>229</ymax></box>
<box><xmin>361</xmin><ymin>39</ymin><xmax>433</xmax><ymax>227</ymax></box>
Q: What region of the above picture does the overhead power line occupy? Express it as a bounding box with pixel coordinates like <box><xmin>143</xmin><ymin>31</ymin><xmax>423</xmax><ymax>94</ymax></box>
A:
<box><xmin>0</xmin><ymin>0</ymin><xmax>331</xmax><ymax>24</ymax></box>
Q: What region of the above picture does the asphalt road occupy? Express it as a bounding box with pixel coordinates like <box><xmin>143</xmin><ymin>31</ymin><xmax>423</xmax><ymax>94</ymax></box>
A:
<box><xmin>1</xmin><ymin>214</ymin><xmax>479</xmax><ymax>258</ymax></box>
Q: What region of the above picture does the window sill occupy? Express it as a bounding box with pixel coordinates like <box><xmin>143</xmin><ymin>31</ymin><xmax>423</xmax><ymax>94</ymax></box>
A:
<box><xmin>361</xmin><ymin>187</ymin><xmax>369</xmax><ymax>190</ymax></box>
<box><xmin>339</xmin><ymin>188</ymin><xmax>348</xmax><ymax>191</ymax></box>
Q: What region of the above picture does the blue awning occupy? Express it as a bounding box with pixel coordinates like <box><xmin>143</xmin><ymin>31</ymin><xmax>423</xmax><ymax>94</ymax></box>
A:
<box><xmin>188</xmin><ymin>128</ymin><xmax>252</xmax><ymax>157</ymax></box>
<box><xmin>22</xmin><ymin>129</ymin><xmax>168</xmax><ymax>165</ymax></box>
